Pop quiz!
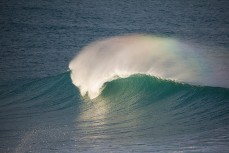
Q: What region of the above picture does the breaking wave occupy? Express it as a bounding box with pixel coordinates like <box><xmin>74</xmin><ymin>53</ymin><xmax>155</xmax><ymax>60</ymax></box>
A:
<box><xmin>69</xmin><ymin>34</ymin><xmax>228</xmax><ymax>99</ymax></box>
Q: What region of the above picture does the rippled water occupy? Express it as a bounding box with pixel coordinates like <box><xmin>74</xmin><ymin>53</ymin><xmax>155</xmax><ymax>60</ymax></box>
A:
<box><xmin>0</xmin><ymin>0</ymin><xmax>229</xmax><ymax>152</ymax></box>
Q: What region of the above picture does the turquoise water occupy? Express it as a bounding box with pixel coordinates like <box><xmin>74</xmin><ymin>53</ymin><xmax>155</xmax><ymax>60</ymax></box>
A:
<box><xmin>0</xmin><ymin>0</ymin><xmax>229</xmax><ymax>152</ymax></box>
<box><xmin>0</xmin><ymin>72</ymin><xmax>228</xmax><ymax>152</ymax></box>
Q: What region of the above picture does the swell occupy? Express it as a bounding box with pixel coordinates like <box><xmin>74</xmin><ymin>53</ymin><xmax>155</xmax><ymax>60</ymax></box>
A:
<box><xmin>1</xmin><ymin>72</ymin><xmax>228</xmax><ymax>125</ymax></box>
<box><xmin>0</xmin><ymin>72</ymin><xmax>229</xmax><ymax>153</ymax></box>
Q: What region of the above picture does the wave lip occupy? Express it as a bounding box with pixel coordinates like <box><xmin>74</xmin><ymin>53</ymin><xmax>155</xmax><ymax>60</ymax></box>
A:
<box><xmin>69</xmin><ymin>34</ymin><xmax>227</xmax><ymax>99</ymax></box>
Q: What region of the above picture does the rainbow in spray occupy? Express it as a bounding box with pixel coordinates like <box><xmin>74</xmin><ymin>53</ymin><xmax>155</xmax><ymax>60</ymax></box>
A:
<box><xmin>69</xmin><ymin>34</ymin><xmax>227</xmax><ymax>99</ymax></box>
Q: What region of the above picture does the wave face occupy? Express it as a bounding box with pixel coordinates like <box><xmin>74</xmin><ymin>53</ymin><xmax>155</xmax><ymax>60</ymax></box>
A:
<box><xmin>95</xmin><ymin>74</ymin><xmax>229</xmax><ymax>138</ymax></box>
<box><xmin>1</xmin><ymin>72</ymin><xmax>228</xmax><ymax>152</ymax></box>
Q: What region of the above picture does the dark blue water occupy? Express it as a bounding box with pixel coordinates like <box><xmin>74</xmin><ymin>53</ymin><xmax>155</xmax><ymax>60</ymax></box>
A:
<box><xmin>1</xmin><ymin>0</ymin><xmax>229</xmax><ymax>81</ymax></box>
<box><xmin>0</xmin><ymin>0</ymin><xmax>229</xmax><ymax>152</ymax></box>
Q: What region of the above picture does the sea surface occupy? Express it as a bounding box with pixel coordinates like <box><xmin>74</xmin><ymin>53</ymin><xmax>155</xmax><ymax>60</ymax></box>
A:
<box><xmin>0</xmin><ymin>0</ymin><xmax>229</xmax><ymax>152</ymax></box>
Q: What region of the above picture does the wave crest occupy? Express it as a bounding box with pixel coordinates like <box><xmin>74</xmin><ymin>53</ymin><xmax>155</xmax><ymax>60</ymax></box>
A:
<box><xmin>69</xmin><ymin>34</ymin><xmax>209</xmax><ymax>99</ymax></box>
<box><xmin>69</xmin><ymin>35</ymin><xmax>203</xmax><ymax>98</ymax></box>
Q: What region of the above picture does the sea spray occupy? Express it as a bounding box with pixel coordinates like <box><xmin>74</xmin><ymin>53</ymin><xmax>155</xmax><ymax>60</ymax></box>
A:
<box><xmin>69</xmin><ymin>34</ymin><xmax>228</xmax><ymax>99</ymax></box>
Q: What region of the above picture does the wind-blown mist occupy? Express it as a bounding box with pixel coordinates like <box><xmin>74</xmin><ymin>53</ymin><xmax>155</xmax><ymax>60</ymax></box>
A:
<box><xmin>69</xmin><ymin>34</ymin><xmax>228</xmax><ymax>99</ymax></box>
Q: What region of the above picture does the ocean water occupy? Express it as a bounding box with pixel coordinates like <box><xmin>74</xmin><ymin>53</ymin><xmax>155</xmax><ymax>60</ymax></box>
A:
<box><xmin>0</xmin><ymin>0</ymin><xmax>229</xmax><ymax>152</ymax></box>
